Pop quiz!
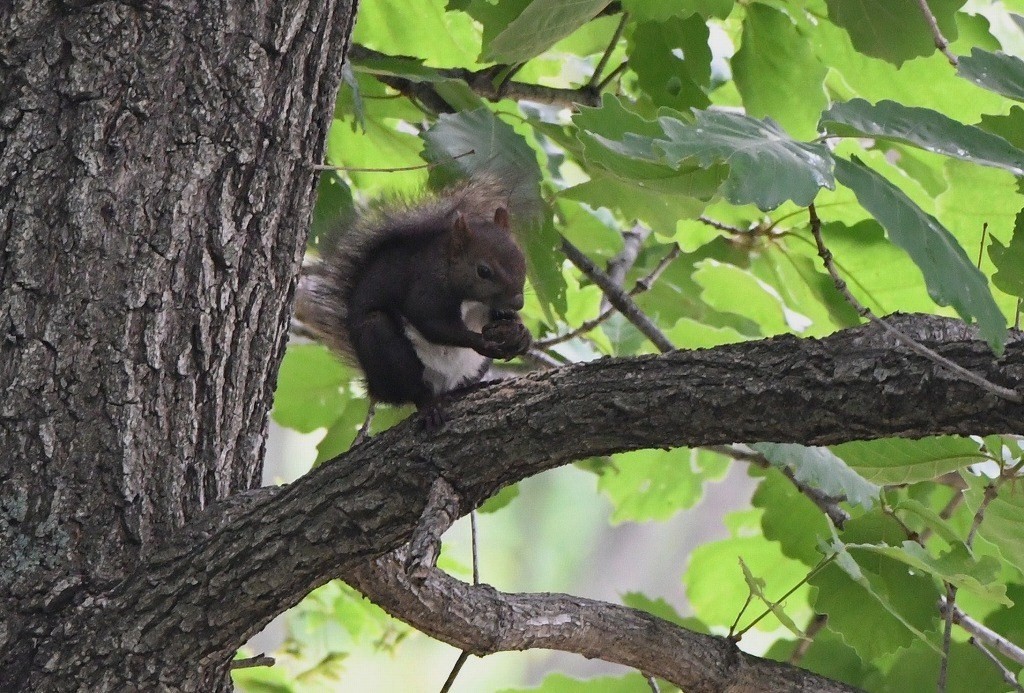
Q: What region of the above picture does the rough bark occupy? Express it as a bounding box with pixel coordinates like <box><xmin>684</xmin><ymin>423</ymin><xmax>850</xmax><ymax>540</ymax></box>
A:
<box><xmin>0</xmin><ymin>0</ymin><xmax>355</xmax><ymax>688</ymax></box>
<box><xmin>348</xmin><ymin>552</ymin><xmax>861</xmax><ymax>693</ymax></box>
<box><xmin>26</xmin><ymin>314</ymin><xmax>1022</xmax><ymax>689</ymax></box>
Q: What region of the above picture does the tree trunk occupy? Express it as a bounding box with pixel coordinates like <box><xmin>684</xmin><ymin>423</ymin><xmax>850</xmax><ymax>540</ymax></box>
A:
<box><xmin>0</xmin><ymin>0</ymin><xmax>355</xmax><ymax>687</ymax></box>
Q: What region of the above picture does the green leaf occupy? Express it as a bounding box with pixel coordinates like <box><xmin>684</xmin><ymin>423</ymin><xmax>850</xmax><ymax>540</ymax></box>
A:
<box><xmin>485</xmin><ymin>0</ymin><xmax>613</xmax><ymax>63</ymax></box>
<box><xmin>593</xmin><ymin>110</ymin><xmax>834</xmax><ymax>211</ymax></box>
<box><xmin>687</xmin><ymin>528</ymin><xmax>814</xmax><ymax>630</ymax></box>
<box><xmin>814</xmin><ymin>540</ymin><xmax>942</xmax><ymax>659</ymax></box>
<box><xmin>622</xmin><ymin>592</ymin><xmax>709</xmax><ymax>633</ymax></box>
<box><xmin>621</xmin><ymin>0</ymin><xmax>732</xmax><ymax>20</ymax></box>
<box><xmin>978</xmin><ymin>105</ymin><xmax>1024</xmax><ymax>150</ymax></box>
<box><xmin>693</xmin><ymin>260</ymin><xmax>810</xmax><ymax>336</ymax></box>
<box><xmin>314</xmin><ymin>400</ymin><xmax>371</xmax><ymax>466</ymax></box>
<box><xmin>733</xmin><ymin>4</ymin><xmax>827</xmax><ymax>139</ymax></box>
<box><xmin>756</xmin><ymin>470</ymin><xmax>833</xmax><ymax>565</ymax></box>
<box><xmin>272</xmin><ymin>344</ymin><xmax>350</xmax><ymax>434</ymax></box>
<box><xmin>989</xmin><ymin>209</ymin><xmax>1024</xmax><ymax>299</ymax></box>
<box><xmin>821</xmin><ymin>99</ymin><xmax>1024</xmax><ymax>176</ymax></box>
<box><xmin>958</xmin><ymin>48</ymin><xmax>1024</xmax><ymax>102</ymax></box>
<box><xmin>824</xmin><ymin>0</ymin><xmax>966</xmax><ymax>66</ymax></box>
<box><xmin>847</xmin><ymin>541</ymin><xmax>1010</xmax><ymax>604</ymax></box>
<box><xmin>627</xmin><ymin>16</ymin><xmax>711</xmax><ymax>111</ymax></box>
<box><xmin>479</xmin><ymin>484</ymin><xmax>520</xmax><ymax>513</ymax></box>
<box><xmin>354</xmin><ymin>0</ymin><xmax>480</xmax><ymax>67</ymax></box>
<box><xmin>753</xmin><ymin>442</ymin><xmax>881</xmax><ymax>509</ymax></box>
<box><xmin>964</xmin><ymin>474</ymin><xmax>1024</xmax><ymax>576</ymax></box>
<box><xmin>599</xmin><ymin>448</ymin><xmax>729</xmax><ymax>522</ymax></box>
<box><xmin>834</xmin><ymin>156</ymin><xmax>1006</xmax><ymax>351</ymax></box>
<box><xmin>831</xmin><ymin>436</ymin><xmax>987</xmax><ymax>485</ymax></box>
<box><xmin>739</xmin><ymin>557</ymin><xmax>808</xmax><ymax>640</ymax></box>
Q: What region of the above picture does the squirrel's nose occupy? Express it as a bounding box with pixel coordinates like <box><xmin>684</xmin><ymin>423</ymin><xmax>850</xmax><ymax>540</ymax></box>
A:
<box><xmin>509</xmin><ymin>293</ymin><xmax>524</xmax><ymax>310</ymax></box>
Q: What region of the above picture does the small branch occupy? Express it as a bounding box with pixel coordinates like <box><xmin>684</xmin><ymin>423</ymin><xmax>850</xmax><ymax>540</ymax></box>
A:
<box><xmin>709</xmin><ymin>445</ymin><xmax>850</xmax><ymax>529</ymax></box>
<box><xmin>698</xmin><ymin>215</ymin><xmax>748</xmax><ymax>235</ymax></box>
<box><xmin>966</xmin><ymin>483</ymin><xmax>998</xmax><ymax>548</ymax></box>
<box><xmin>230</xmin><ymin>654</ymin><xmax>275</xmax><ymax>670</ymax></box>
<box><xmin>596</xmin><ymin>62</ymin><xmax>629</xmax><ymax>92</ymax></box>
<box><xmin>353</xmin><ymin>402</ymin><xmax>377</xmax><ymax>447</ymax></box>
<box><xmin>348</xmin><ymin>550</ymin><xmax>860</xmax><ymax>692</ymax></box>
<box><xmin>406</xmin><ymin>477</ymin><xmax>461</xmax><ymax>579</ymax></box>
<box><xmin>536</xmin><ymin>242</ymin><xmax>679</xmax><ymax>350</ymax></box>
<box><xmin>938</xmin><ymin>583</ymin><xmax>956</xmax><ymax>693</ymax></box>
<box><xmin>941</xmin><ymin>601</ymin><xmax>1024</xmax><ymax>668</ymax></box>
<box><xmin>789</xmin><ymin>614</ymin><xmax>828</xmax><ymax>665</ymax></box>
<box><xmin>646</xmin><ymin>675</ymin><xmax>661</xmax><ymax>693</ymax></box>
<box><xmin>969</xmin><ymin>637</ymin><xmax>1024</xmax><ymax>692</ymax></box>
<box><xmin>439</xmin><ymin>651</ymin><xmax>471</xmax><ymax>693</ymax></box>
<box><xmin>560</xmin><ymin>236</ymin><xmax>675</xmax><ymax>353</ymax></box>
<box><xmin>589</xmin><ymin>12</ymin><xmax>629</xmax><ymax>88</ymax></box>
<box><xmin>349</xmin><ymin>45</ymin><xmax>602</xmax><ymax>108</ymax></box>
<box><xmin>916</xmin><ymin>0</ymin><xmax>959</xmax><ymax>66</ymax></box>
<box><xmin>602</xmin><ymin>223</ymin><xmax>652</xmax><ymax>313</ymax></box>
<box><xmin>809</xmin><ymin>205</ymin><xmax>1022</xmax><ymax>403</ymax></box>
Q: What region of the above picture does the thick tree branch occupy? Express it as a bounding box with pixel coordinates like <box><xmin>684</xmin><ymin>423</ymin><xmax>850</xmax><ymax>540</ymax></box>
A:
<box><xmin>39</xmin><ymin>315</ymin><xmax>1023</xmax><ymax>684</ymax></box>
<box><xmin>347</xmin><ymin>551</ymin><xmax>860</xmax><ymax>693</ymax></box>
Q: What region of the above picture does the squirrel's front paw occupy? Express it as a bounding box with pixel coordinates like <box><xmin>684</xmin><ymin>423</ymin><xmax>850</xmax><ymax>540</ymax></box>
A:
<box><xmin>481</xmin><ymin>318</ymin><xmax>532</xmax><ymax>359</ymax></box>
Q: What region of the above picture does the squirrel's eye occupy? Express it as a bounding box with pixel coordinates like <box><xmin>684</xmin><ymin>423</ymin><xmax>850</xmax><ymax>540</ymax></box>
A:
<box><xmin>476</xmin><ymin>264</ymin><xmax>493</xmax><ymax>280</ymax></box>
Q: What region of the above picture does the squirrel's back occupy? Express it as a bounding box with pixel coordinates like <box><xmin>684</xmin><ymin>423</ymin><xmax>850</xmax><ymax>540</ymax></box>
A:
<box><xmin>294</xmin><ymin>176</ymin><xmax>517</xmax><ymax>362</ymax></box>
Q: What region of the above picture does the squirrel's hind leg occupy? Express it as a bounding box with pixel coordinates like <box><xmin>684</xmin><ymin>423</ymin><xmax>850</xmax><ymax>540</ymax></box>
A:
<box><xmin>351</xmin><ymin>311</ymin><xmax>432</xmax><ymax>406</ymax></box>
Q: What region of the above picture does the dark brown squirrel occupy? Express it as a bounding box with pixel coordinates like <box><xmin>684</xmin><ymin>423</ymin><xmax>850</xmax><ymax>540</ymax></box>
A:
<box><xmin>295</xmin><ymin>176</ymin><xmax>533</xmax><ymax>425</ymax></box>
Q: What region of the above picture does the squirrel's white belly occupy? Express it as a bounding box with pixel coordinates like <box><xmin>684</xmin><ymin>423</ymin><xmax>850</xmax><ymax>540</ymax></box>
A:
<box><xmin>404</xmin><ymin>301</ymin><xmax>490</xmax><ymax>395</ymax></box>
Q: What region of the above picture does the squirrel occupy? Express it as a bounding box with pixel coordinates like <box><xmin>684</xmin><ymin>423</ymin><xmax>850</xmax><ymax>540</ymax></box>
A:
<box><xmin>295</xmin><ymin>176</ymin><xmax>533</xmax><ymax>426</ymax></box>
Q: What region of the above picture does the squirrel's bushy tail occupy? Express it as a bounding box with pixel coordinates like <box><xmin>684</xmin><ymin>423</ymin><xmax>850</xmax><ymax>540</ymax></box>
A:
<box><xmin>293</xmin><ymin>175</ymin><xmax>522</xmax><ymax>362</ymax></box>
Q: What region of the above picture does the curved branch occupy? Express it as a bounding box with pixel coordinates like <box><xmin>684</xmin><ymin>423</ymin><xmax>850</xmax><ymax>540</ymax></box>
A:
<box><xmin>36</xmin><ymin>315</ymin><xmax>1023</xmax><ymax>685</ymax></box>
<box><xmin>348</xmin><ymin>551</ymin><xmax>860</xmax><ymax>693</ymax></box>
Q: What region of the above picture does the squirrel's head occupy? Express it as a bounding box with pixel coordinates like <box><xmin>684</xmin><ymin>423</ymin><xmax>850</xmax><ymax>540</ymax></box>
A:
<box><xmin>447</xmin><ymin>207</ymin><xmax>526</xmax><ymax>312</ymax></box>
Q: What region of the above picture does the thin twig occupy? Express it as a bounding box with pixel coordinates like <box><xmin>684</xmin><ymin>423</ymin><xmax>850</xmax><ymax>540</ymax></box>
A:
<box><xmin>440</xmin><ymin>508</ymin><xmax>482</xmax><ymax>692</ymax></box>
<box><xmin>230</xmin><ymin>654</ymin><xmax>275</xmax><ymax>669</ymax></box>
<box><xmin>313</xmin><ymin>149</ymin><xmax>475</xmax><ymax>173</ymax></box>
<box><xmin>589</xmin><ymin>12</ymin><xmax>629</xmax><ymax>88</ymax></box>
<box><xmin>698</xmin><ymin>215</ymin><xmax>748</xmax><ymax>235</ymax></box>
<box><xmin>916</xmin><ymin>0</ymin><xmax>959</xmax><ymax>66</ymax></box>
<box><xmin>967</xmin><ymin>483</ymin><xmax>998</xmax><ymax>548</ymax></box>
<box><xmin>918</xmin><ymin>491</ymin><xmax>964</xmax><ymax>543</ymax></box>
<box><xmin>728</xmin><ymin>592</ymin><xmax>754</xmax><ymax>640</ymax></box>
<box><xmin>645</xmin><ymin>675</ymin><xmax>661</xmax><ymax>693</ymax></box>
<box><xmin>709</xmin><ymin>444</ymin><xmax>850</xmax><ymax>529</ymax></box>
<box><xmin>596</xmin><ymin>61</ymin><xmax>628</xmax><ymax>91</ymax></box>
<box><xmin>970</xmin><ymin>637</ymin><xmax>1024</xmax><ymax>692</ymax></box>
<box><xmin>938</xmin><ymin>583</ymin><xmax>956</xmax><ymax>693</ymax></box>
<box><xmin>537</xmin><ymin>241</ymin><xmax>679</xmax><ymax>350</ymax></box>
<box><xmin>789</xmin><ymin>614</ymin><xmax>828</xmax><ymax>665</ymax></box>
<box><xmin>602</xmin><ymin>223</ymin><xmax>652</xmax><ymax>313</ymax></box>
<box><xmin>439</xmin><ymin>651</ymin><xmax>471</xmax><ymax>693</ymax></box>
<box><xmin>808</xmin><ymin>204</ymin><xmax>1022</xmax><ymax>403</ymax></box>
<box><xmin>941</xmin><ymin>601</ymin><xmax>1024</xmax><ymax>667</ymax></box>
<box><xmin>735</xmin><ymin>554</ymin><xmax>836</xmax><ymax>639</ymax></box>
<box><xmin>559</xmin><ymin>237</ymin><xmax>675</xmax><ymax>353</ymax></box>
<box><xmin>353</xmin><ymin>402</ymin><xmax>377</xmax><ymax>447</ymax></box>
<box><xmin>977</xmin><ymin>222</ymin><xmax>989</xmax><ymax>269</ymax></box>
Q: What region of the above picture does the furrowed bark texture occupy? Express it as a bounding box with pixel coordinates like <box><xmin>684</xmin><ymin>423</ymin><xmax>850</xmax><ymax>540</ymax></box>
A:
<box><xmin>0</xmin><ymin>0</ymin><xmax>355</xmax><ymax>688</ymax></box>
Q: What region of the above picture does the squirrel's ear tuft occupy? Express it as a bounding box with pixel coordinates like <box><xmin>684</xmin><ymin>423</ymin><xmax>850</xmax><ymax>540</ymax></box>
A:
<box><xmin>450</xmin><ymin>211</ymin><xmax>471</xmax><ymax>253</ymax></box>
<box><xmin>493</xmin><ymin>206</ymin><xmax>510</xmax><ymax>231</ymax></box>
